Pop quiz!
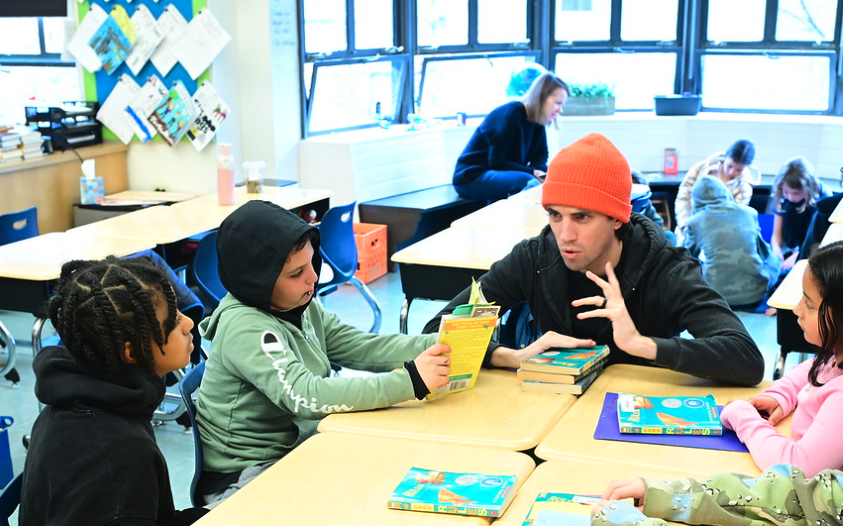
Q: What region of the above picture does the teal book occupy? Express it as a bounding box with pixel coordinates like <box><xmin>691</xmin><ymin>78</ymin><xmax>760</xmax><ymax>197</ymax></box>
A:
<box><xmin>520</xmin><ymin>346</ymin><xmax>609</xmax><ymax>375</ymax></box>
<box><xmin>522</xmin><ymin>492</ymin><xmax>601</xmax><ymax>525</ymax></box>
<box><xmin>617</xmin><ymin>393</ymin><xmax>723</xmax><ymax>436</ymax></box>
<box><xmin>387</xmin><ymin>467</ymin><xmax>517</xmax><ymax>517</ymax></box>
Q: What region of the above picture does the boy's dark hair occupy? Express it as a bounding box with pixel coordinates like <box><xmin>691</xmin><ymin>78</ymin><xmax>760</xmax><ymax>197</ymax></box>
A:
<box><xmin>48</xmin><ymin>256</ymin><xmax>178</xmax><ymax>372</ymax></box>
<box><xmin>725</xmin><ymin>139</ymin><xmax>755</xmax><ymax>165</ymax></box>
<box><xmin>806</xmin><ymin>240</ymin><xmax>843</xmax><ymax>386</ymax></box>
<box><xmin>287</xmin><ymin>228</ymin><xmax>320</xmax><ymax>262</ymax></box>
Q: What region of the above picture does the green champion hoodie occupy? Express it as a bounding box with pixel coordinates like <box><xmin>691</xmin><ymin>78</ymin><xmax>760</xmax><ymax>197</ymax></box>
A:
<box><xmin>196</xmin><ymin>201</ymin><xmax>437</xmax><ymax>473</ymax></box>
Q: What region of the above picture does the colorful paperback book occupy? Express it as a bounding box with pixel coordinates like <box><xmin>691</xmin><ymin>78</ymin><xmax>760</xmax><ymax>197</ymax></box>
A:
<box><xmin>388</xmin><ymin>467</ymin><xmax>517</xmax><ymax>517</ymax></box>
<box><xmin>522</xmin><ymin>492</ymin><xmax>601</xmax><ymax>526</ymax></box>
<box><xmin>520</xmin><ymin>346</ymin><xmax>609</xmax><ymax>375</ymax></box>
<box><xmin>521</xmin><ymin>366</ymin><xmax>602</xmax><ymax>395</ymax></box>
<box><xmin>517</xmin><ymin>358</ymin><xmax>606</xmax><ymax>384</ymax></box>
<box><xmin>428</xmin><ymin>279</ymin><xmax>499</xmax><ymax>400</ymax></box>
<box><xmin>617</xmin><ymin>393</ymin><xmax>722</xmax><ymax>436</ymax></box>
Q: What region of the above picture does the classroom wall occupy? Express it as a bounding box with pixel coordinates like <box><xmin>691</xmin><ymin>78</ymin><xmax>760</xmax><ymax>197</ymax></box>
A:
<box><xmin>125</xmin><ymin>0</ymin><xmax>301</xmax><ymax>194</ymax></box>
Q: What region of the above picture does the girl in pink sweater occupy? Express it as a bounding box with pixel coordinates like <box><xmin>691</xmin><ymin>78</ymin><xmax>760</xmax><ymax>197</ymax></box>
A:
<box><xmin>720</xmin><ymin>240</ymin><xmax>843</xmax><ymax>477</ymax></box>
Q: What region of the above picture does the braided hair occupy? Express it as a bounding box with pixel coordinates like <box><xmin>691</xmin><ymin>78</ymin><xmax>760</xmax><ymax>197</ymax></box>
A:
<box><xmin>806</xmin><ymin>240</ymin><xmax>843</xmax><ymax>386</ymax></box>
<box><xmin>48</xmin><ymin>256</ymin><xmax>178</xmax><ymax>372</ymax></box>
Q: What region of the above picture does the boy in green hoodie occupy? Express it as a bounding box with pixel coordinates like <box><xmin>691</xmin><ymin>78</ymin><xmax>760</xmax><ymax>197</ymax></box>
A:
<box><xmin>196</xmin><ymin>201</ymin><xmax>451</xmax><ymax>505</ymax></box>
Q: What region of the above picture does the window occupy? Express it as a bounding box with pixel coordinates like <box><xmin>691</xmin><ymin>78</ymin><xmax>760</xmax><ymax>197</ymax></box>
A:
<box><xmin>0</xmin><ymin>17</ymin><xmax>80</xmax><ymax>125</ymax></box>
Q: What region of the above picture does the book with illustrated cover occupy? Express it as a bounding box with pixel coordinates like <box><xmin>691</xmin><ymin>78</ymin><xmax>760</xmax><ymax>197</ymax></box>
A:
<box><xmin>428</xmin><ymin>279</ymin><xmax>499</xmax><ymax>400</ymax></box>
<box><xmin>522</xmin><ymin>492</ymin><xmax>601</xmax><ymax>525</ymax></box>
<box><xmin>517</xmin><ymin>358</ymin><xmax>607</xmax><ymax>384</ymax></box>
<box><xmin>617</xmin><ymin>393</ymin><xmax>722</xmax><ymax>436</ymax></box>
<box><xmin>387</xmin><ymin>467</ymin><xmax>517</xmax><ymax>517</ymax></box>
<box><xmin>520</xmin><ymin>366</ymin><xmax>602</xmax><ymax>395</ymax></box>
<box><xmin>520</xmin><ymin>346</ymin><xmax>609</xmax><ymax>375</ymax></box>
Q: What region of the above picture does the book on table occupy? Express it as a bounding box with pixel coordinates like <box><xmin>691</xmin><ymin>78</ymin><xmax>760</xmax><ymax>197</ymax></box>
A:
<box><xmin>516</xmin><ymin>356</ymin><xmax>607</xmax><ymax>384</ymax></box>
<box><xmin>387</xmin><ymin>467</ymin><xmax>517</xmax><ymax>517</ymax></box>
<box><xmin>520</xmin><ymin>364</ymin><xmax>603</xmax><ymax>395</ymax></box>
<box><xmin>616</xmin><ymin>393</ymin><xmax>723</xmax><ymax>436</ymax></box>
<box><xmin>521</xmin><ymin>492</ymin><xmax>601</xmax><ymax>526</ymax></box>
<box><xmin>519</xmin><ymin>345</ymin><xmax>609</xmax><ymax>375</ymax></box>
<box><xmin>427</xmin><ymin>279</ymin><xmax>499</xmax><ymax>400</ymax></box>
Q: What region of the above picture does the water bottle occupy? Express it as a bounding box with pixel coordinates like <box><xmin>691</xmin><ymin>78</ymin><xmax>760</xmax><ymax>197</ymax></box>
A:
<box><xmin>217</xmin><ymin>143</ymin><xmax>236</xmax><ymax>205</ymax></box>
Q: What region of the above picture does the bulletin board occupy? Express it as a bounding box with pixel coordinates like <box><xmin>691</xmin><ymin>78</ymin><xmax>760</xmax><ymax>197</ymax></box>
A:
<box><xmin>78</xmin><ymin>0</ymin><xmax>211</xmax><ymax>141</ymax></box>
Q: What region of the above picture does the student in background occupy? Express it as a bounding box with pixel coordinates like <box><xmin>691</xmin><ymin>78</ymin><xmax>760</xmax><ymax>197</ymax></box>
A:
<box><xmin>630</xmin><ymin>169</ymin><xmax>676</xmax><ymax>246</ymax></box>
<box><xmin>19</xmin><ymin>257</ymin><xmax>208</xmax><ymax>525</ymax></box>
<box><xmin>720</xmin><ymin>241</ymin><xmax>843</xmax><ymax>477</ymax></box>
<box><xmin>426</xmin><ymin>133</ymin><xmax>764</xmax><ymax>387</ymax></box>
<box><xmin>591</xmin><ymin>464</ymin><xmax>842</xmax><ymax>526</ymax></box>
<box><xmin>196</xmin><ymin>201</ymin><xmax>451</xmax><ymax>505</ymax></box>
<box><xmin>684</xmin><ymin>176</ymin><xmax>780</xmax><ymax>308</ymax></box>
<box><xmin>801</xmin><ymin>165</ymin><xmax>843</xmax><ymax>259</ymax></box>
<box><xmin>771</xmin><ymin>156</ymin><xmax>832</xmax><ymax>272</ymax></box>
<box><xmin>674</xmin><ymin>139</ymin><xmax>759</xmax><ymax>243</ymax></box>
<box><xmin>452</xmin><ymin>72</ymin><xmax>569</xmax><ymax>203</ymax></box>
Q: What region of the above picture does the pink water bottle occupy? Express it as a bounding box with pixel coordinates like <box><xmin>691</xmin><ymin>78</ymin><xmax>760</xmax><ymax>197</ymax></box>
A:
<box><xmin>217</xmin><ymin>143</ymin><xmax>236</xmax><ymax>205</ymax></box>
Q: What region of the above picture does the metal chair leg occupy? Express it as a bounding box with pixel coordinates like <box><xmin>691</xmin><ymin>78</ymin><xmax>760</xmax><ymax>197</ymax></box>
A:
<box><xmin>0</xmin><ymin>320</ymin><xmax>16</xmax><ymax>378</ymax></box>
<box><xmin>773</xmin><ymin>348</ymin><xmax>787</xmax><ymax>381</ymax></box>
<box><xmin>399</xmin><ymin>297</ymin><xmax>413</xmax><ymax>335</ymax></box>
<box><xmin>348</xmin><ymin>276</ymin><xmax>382</xmax><ymax>333</ymax></box>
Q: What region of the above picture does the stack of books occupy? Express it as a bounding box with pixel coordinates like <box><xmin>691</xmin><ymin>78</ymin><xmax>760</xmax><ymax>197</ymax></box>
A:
<box><xmin>517</xmin><ymin>345</ymin><xmax>609</xmax><ymax>394</ymax></box>
<box><xmin>19</xmin><ymin>128</ymin><xmax>44</xmax><ymax>160</ymax></box>
<box><xmin>0</xmin><ymin>129</ymin><xmax>22</xmax><ymax>163</ymax></box>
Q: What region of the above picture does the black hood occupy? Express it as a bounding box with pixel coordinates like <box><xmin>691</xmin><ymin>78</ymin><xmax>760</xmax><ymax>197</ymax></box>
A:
<box><xmin>216</xmin><ymin>200</ymin><xmax>322</xmax><ymax>314</ymax></box>
<box><xmin>34</xmin><ymin>345</ymin><xmax>165</xmax><ymax>419</ymax></box>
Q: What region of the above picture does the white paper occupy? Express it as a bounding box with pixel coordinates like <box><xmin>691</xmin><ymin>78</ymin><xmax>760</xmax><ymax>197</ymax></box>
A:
<box><xmin>66</xmin><ymin>3</ymin><xmax>108</xmax><ymax>73</ymax></box>
<box><xmin>125</xmin><ymin>4</ymin><xmax>165</xmax><ymax>76</ymax></box>
<box><xmin>96</xmin><ymin>74</ymin><xmax>141</xmax><ymax>145</ymax></box>
<box><xmin>186</xmin><ymin>82</ymin><xmax>229</xmax><ymax>151</ymax></box>
<box><xmin>172</xmin><ymin>8</ymin><xmax>231</xmax><ymax>80</ymax></box>
<box><xmin>149</xmin><ymin>5</ymin><xmax>188</xmax><ymax>76</ymax></box>
<box><xmin>125</xmin><ymin>75</ymin><xmax>168</xmax><ymax>142</ymax></box>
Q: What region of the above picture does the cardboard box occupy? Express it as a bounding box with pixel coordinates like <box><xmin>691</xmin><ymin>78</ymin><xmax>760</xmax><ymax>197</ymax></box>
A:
<box><xmin>353</xmin><ymin>223</ymin><xmax>387</xmax><ymax>284</ymax></box>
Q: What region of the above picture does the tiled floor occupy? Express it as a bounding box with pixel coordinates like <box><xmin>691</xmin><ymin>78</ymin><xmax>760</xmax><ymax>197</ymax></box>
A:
<box><xmin>1</xmin><ymin>267</ymin><xmax>795</xmax><ymax>517</ymax></box>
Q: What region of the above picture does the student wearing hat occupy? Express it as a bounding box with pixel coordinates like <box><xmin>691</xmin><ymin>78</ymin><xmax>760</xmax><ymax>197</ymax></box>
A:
<box><xmin>425</xmin><ymin>133</ymin><xmax>764</xmax><ymax>386</ymax></box>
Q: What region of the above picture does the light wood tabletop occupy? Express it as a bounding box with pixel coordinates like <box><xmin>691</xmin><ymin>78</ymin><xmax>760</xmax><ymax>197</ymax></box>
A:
<box><xmin>766</xmin><ymin>259</ymin><xmax>808</xmax><ymax>310</ymax></box>
<box><xmin>68</xmin><ymin>204</ymin><xmax>224</xmax><ymax>245</ymax></box>
<box><xmin>173</xmin><ymin>186</ymin><xmax>333</xmax><ymax>215</ymax></box>
<box><xmin>194</xmin><ymin>432</ymin><xmax>536</xmax><ymax>526</ymax></box>
<box><xmin>318</xmin><ymin>369</ymin><xmax>576</xmax><ymax>451</ymax></box>
<box><xmin>451</xmin><ymin>198</ymin><xmax>548</xmax><ymax>235</ymax></box>
<box><xmin>392</xmin><ymin>226</ymin><xmax>535</xmax><ymax>270</ymax></box>
<box><xmin>534</xmin><ymin>364</ymin><xmax>783</xmax><ymax>476</ymax></box>
<box><xmin>0</xmin><ymin>232</ymin><xmax>155</xmax><ymax>281</ymax></box>
<box><xmin>829</xmin><ymin>195</ymin><xmax>843</xmax><ymax>223</ymax></box>
<box><xmin>105</xmin><ymin>190</ymin><xmax>199</xmax><ymax>203</ymax></box>
<box><xmin>495</xmin><ymin>459</ymin><xmax>700</xmax><ymax>526</ymax></box>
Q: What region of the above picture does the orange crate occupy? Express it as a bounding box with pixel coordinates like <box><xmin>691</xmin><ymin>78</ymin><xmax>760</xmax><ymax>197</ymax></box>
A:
<box><xmin>353</xmin><ymin>223</ymin><xmax>387</xmax><ymax>284</ymax></box>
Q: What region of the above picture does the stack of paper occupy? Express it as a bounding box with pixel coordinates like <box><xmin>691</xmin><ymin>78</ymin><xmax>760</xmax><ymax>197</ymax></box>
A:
<box><xmin>517</xmin><ymin>346</ymin><xmax>609</xmax><ymax>395</ymax></box>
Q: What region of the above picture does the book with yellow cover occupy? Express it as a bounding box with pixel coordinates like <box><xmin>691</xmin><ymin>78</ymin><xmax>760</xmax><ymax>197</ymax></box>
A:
<box><xmin>521</xmin><ymin>492</ymin><xmax>600</xmax><ymax>525</ymax></box>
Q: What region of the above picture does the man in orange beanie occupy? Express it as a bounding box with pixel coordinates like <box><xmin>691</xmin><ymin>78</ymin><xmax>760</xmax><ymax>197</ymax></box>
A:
<box><xmin>425</xmin><ymin>133</ymin><xmax>764</xmax><ymax>386</ymax></box>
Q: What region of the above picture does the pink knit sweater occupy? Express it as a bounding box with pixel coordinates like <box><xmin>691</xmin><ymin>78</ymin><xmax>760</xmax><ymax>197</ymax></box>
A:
<box><xmin>720</xmin><ymin>357</ymin><xmax>843</xmax><ymax>477</ymax></box>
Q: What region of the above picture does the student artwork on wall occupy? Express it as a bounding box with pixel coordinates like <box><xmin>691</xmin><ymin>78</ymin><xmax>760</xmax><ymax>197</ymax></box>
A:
<box><xmin>73</xmin><ymin>0</ymin><xmax>231</xmax><ymax>150</ymax></box>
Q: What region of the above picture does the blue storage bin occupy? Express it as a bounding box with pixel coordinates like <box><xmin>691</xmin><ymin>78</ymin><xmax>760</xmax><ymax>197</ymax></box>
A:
<box><xmin>654</xmin><ymin>95</ymin><xmax>702</xmax><ymax>116</ymax></box>
<box><xmin>0</xmin><ymin>416</ymin><xmax>13</xmax><ymax>489</ymax></box>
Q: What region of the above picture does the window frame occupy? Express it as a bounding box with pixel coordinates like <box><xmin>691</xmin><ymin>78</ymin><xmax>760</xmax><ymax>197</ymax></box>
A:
<box><xmin>0</xmin><ymin>18</ymin><xmax>73</xmax><ymax>67</ymax></box>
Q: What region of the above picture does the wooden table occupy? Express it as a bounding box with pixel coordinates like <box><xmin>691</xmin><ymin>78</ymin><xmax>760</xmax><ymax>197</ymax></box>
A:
<box><xmin>496</xmin><ymin>459</ymin><xmax>698</xmax><ymax>526</ymax></box>
<box><xmin>767</xmin><ymin>260</ymin><xmax>808</xmax><ymax>310</ymax></box>
<box><xmin>391</xmin><ymin>226</ymin><xmax>534</xmax><ymax>333</ymax></box>
<box><xmin>173</xmin><ymin>186</ymin><xmax>333</xmax><ymax>217</ymax></box>
<box><xmin>319</xmin><ymin>369</ymin><xmax>575</xmax><ymax>451</ymax></box>
<box><xmin>106</xmin><ymin>190</ymin><xmax>199</xmax><ymax>203</ymax></box>
<box><xmin>535</xmin><ymin>364</ymin><xmax>782</xmax><ymax>476</ymax></box>
<box><xmin>194</xmin><ymin>432</ymin><xmax>536</xmax><ymax>525</ymax></box>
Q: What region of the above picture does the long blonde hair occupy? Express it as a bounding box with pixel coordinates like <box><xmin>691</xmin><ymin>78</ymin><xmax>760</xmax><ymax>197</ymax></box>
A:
<box><xmin>773</xmin><ymin>156</ymin><xmax>823</xmax><ymax>213</ymax></box>
<box><xmin>523</xmin><ymin>73</ymin><xmax>569</xmax><ymax>125</ymax></box>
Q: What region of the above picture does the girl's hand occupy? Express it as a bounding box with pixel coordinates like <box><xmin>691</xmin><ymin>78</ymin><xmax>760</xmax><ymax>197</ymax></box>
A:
<box><xmin>414</xmin><ymin>344</ymin><xmax>451</xmax><ymax>391</ymax></box>
<box><xmin>592</xmin><ymin>478</ymin><xmax>646</xmax><ymax>516</ymax></box>
<box><xmin>748</xmin><ymin>395</ymin><xmax>784</xmax><ymax>425</ymax></box>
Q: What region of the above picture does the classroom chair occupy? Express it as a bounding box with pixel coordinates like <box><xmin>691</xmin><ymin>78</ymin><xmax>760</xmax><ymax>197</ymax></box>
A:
<box><xmin>758</xmin><ymin>213</ymin><xmax>774</xmax><ymax>243</ymax></box>
<box><xmin>0</xmin><ymin>206</ymin><xmax>38</xmax><ymax>246</ymax></box>
<box><xmin>316</xmin><ymin>202</ymin><xmax>382</xmax><ymax>333</ymax></box>
<box><xmin>191</xmin><ymin>231</ymin><xmax>226</xmax><ymax>314</ymax></box>
<box><xmin>0</xmin><ymin>472</ymin><xmax>22</xmax><ymax>526</ymax></box>
<box><xmin>178</xmin><ymin>361</ymin><xmax>206</xmax><ymax>507</ymax></box>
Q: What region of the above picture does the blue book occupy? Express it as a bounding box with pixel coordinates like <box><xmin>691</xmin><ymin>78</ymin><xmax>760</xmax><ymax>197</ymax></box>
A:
<box><xmin>617</xmin><ymin>393</ymin><xmax>722</xmax><ymax>436</ymax></box>
<box><xmin>387</xmin><ymin>467</ymin><xmax>517</xmax><ymax>517</ymax></box>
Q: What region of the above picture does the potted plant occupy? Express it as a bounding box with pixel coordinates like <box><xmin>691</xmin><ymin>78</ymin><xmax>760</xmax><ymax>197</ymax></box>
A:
<box><xmin>563</xmin><ymin>83</ymin><xmax>616</xmax><ymax>116</ymax></box>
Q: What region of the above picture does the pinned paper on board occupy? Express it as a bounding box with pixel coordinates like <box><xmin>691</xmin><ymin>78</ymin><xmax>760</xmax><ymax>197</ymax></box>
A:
<box><xmin>124</xmin><ymin>4</ymin><xmax>164</xmax><ymax>76</ymax></box>
<box><xmin>147</xmin><ymin>81</ymin><xmax>196</xmax><ymax>146</ymax></box>
<box><xmin>125</xmin><ymin>75</ymin><xmax>168</xmax><ymax>142</ymax></box>
<box><xmin>172</xmin><ymin>8</ymin><xmax>231</xmax><ymax>80</ymax></box>
<box><xmin>149</xmin><ymin>5</ymin><xmax>188</xmax><ymax>76</ymax></box>
<box><xmin>67</xmin><ymin>3</ymin><xmax>108</xmax><ymax>72</ymax></box>
<box><xmin>186</xmin><ymin>81</ymin><xmax>229</xmax><ymax>151</ymax></box>
<box><xmin>88</xmin><ymin>5</ymin><xmax>136</xmax><ymax>74</ymax></box>
<box><xmin>96</xmin><ymin>74</ymin><xmax>141</xmax><ymax>144</ymax></box>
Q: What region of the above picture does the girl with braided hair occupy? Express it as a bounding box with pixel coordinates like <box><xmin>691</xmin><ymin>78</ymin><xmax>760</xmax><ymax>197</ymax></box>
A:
<box><xmin>19</xmin><ymin>256</ymin><xmax>208</xmax><ymax>525</ymax></box>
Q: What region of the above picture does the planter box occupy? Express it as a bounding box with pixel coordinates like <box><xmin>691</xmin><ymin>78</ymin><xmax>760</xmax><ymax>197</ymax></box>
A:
<box><xmin>562</xmin><ymin>96</ymin><xmax>615</xmax><ymax>116</ymax></box>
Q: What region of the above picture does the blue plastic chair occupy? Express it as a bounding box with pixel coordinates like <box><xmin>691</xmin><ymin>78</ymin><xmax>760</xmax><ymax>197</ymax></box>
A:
<box><xmin>191</xmin><ymin>231</ymin><xmax>226</xmax><ymax>313</ymax></box>
<box><xmin>0</xmin><ymin>207</ymin><xmax>38</xmax><ymax>247</ymax></box>
<box><xmin>316</xmin><ymin>202</ymin><xmax>382</xmax><ymax>333</ymax></box>
<box><xmin>758</xmin><ymin>213</ymin><xmax>774</xmax><ymax>243</ymax></box>
<box><xmin>178</xmin><ymin>361</ymin><xmax>205</xmax><ymax>507</ymax></box>
<box><xmin>0</xmin><ymin>472</ymin><xmax>22</xmax><ymax>526</ymax></box>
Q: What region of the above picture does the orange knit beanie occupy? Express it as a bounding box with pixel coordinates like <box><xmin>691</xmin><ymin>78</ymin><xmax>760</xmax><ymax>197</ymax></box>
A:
<box><xmin>542</xmin><ymin>133</ymin><xmax>632</xmax><ymax>223</ymax></box>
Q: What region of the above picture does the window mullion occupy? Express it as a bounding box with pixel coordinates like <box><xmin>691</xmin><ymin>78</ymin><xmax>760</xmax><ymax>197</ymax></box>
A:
<box><xmin>468</xmin><ymin>0</ymin><xmax>479</xmax><ymax>47</ymax></box>
<box><xmin>347</xmin><ymin>0</ymin><xmax>356</xmax><ymax>52</ymax></box>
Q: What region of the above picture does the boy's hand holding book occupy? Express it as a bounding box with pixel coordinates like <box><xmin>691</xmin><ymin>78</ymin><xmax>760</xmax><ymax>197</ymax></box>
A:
<box><xmin>415</xmin><ymin>343</ymin><xmax>452</xmax><ymax>392</ymax></box>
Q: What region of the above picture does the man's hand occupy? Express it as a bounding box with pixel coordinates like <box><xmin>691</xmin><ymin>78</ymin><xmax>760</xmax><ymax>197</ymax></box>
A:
<box><xmin>490</xmin><ymin>331</ymin><xmax>595</xmax><ymax>369</ymax></box>
<box><xmin>572</xmin><ymin>261</ymin><xmax>657</xmax><ymax>360</ymax></box>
